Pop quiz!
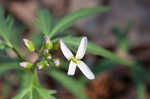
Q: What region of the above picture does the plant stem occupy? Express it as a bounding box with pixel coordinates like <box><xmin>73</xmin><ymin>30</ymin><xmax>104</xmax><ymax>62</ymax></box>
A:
<box><xmin>31</xmin><ymin>69</ymin><xmax>40</xmax><ymax>86</ymax></box>
<box><xmin>12</xmin><ymin>47</ymin><xmax>25</xmax><ymax>61</ymax></box>
<box><xmin>5</xmin><ymin>41</ymin><xmax>25</xmax><ymax>61</ymax></box>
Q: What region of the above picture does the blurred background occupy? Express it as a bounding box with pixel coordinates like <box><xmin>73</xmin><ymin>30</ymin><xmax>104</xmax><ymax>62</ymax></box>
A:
<box><xmin>0</xmin><ymin>0</ymin><xmax>150</xmax><ymax>99</ymax></box>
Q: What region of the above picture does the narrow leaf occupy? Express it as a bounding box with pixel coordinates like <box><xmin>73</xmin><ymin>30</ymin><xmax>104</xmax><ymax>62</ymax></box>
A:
<box><xmin>136</xmin><ymin>82</ymin><xmax>146</xmax><ymax>99</ymax></box>
<box><xmin>13</xmin><ymin>88</ymin><xmax>29</xmax><ymax>99</ymax></box>
<box><xmin>49</xmin><ymin>6</ymin><xmax>111</xmax><ymax>38</ymax></box>
<box><xmin>47</xmin><ymin>69</ymin><xmax>88</xmax><ymax>99</ymax></box>
<box><xmin>34</xmin><ymin>8</ymin><xmax>52</xmax><ymax>35</ymax></box>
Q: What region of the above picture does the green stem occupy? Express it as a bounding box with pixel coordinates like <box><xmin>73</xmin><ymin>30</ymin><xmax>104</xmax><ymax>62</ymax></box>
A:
<box><xmin>12</xmin><ymin>47</ymin><xmax>25</xmax><ymax>61</ymax></box>
<box><xmin>5</xmin><ymin>41</ymin><xmax>25</xmax><ymax>61</ymax></box>
<box><xmin>31</xmin><ymin>69</ymin><xmax>40</xmax><ymax>86</ymax></box>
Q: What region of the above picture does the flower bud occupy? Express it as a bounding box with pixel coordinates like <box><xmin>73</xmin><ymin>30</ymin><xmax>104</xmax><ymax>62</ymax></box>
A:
<box><xmin>23</xmin><ymin>39</ymin><xmax>35</xmax><ymax>52</ymax></box>
<box><xmin>47</xmin><ymin>55</ymin><xmax>52</xmax><ymax>60</ymax></box>
<box><xmin>19</xmin><ymin>62</ymin><xmax>33</xmax><ymax>69</ymax></box>
<box><xmin>37</xmin><ymin>60</ymin><xmax>49</xmax><ymax>70</ymax></box>
<box><xmin>53</xmin><ymin>58</ymin><xmax>60</xmax><ymax>67</ymax></box>
<box><xmin>44</xmin><ymin>36</ymin><xmax>53</xmax><ymax>50</ymax></box>
<box><xmin>42</xmin><ymin>50</ymin><xmax>52</xmax><ymax>59</ymax></box>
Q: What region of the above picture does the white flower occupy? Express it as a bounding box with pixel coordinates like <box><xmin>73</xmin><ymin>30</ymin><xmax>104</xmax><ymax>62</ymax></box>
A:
<box><xmin>60</xmin><ymin>37</ymin><xmax>95</xmax><ymax>80</ymax></box>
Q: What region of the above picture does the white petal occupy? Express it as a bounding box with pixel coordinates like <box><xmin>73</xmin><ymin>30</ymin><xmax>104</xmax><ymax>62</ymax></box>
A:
<box><xmin>60</xmin><ymin>40</ymin><xmax>74</xmax><ymax>60</ymax></box>
<box><xmin>76</xmin><ymin>37</ymin><xmax>87</xmax><ymax>59</ymax></box>
<box><xmin>77</xmin><ymin>61</ymin><xmax>95</xmax><ymax>80</ymax></box>
<box><xmin>68</xmin><ymin>61</ymin><xmax>77</xmax><ymax>75</ymax></box>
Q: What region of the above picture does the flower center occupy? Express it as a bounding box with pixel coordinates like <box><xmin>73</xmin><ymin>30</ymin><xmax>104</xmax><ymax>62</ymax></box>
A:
<box><xmin>70</xmin><ymin>57</ymin><xmax>80</xmax><ymax>64</ymax></box>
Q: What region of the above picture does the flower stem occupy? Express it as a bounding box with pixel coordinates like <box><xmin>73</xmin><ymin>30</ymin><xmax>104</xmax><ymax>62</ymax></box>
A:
<box><xmin>6</xmin><ymin>41</ymin><xmax>25</xmax><ymax>61</ymax></box>
<box><xmin>12</xmin><ymin>47</ymin><xmax>25</xmax><ymax>61</ymax></box>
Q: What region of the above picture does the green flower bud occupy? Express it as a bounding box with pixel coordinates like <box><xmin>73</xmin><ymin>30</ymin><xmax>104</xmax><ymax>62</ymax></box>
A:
<box><xmin>37</xmin><ymin>60</ymin><xmax>49</xmax><ymax>70</ymax></box>
<box><xmin>42</xmin><ymin>50</ymin><xmax>52</xmax><ymax>59</ymax></box>
<box><xmin>44</xmin><ymin>36</ymin><xmax>53</xmax><ymax>50</ymax></box>
<box><xmin>19</xmin><ymin>62</ymin><xmax>33</xmax><ymax>69</ymax></box>
<box><xmin>23</xmin><ymin>39</ymin><xmax>35</xmax><ymax>52</ymax></box>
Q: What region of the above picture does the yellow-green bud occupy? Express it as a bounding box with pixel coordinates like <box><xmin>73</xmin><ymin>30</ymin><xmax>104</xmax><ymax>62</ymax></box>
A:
<box><xmin>23</xmin><ymin>39</ymin><xmax>35</xmax><ymax>52</ymax></box>
<box><xmin>42</xmin><ymin>50</ymin><xmax>52</xmax><ymax>59</ymax></box>
<box><xmin>44</xmin><ymin>36</ymin><xmax>53</xmax><ymax>50</ymax></box>
<box><xmin>37</xmin><ymin>60</ymin><xmax>49</xmax><ymax>70</ymax></box>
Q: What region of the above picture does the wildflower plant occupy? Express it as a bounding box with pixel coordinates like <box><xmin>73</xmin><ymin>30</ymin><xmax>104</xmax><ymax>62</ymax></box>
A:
<box><xmin>0</xmin><ymin>5</ymin><xmax>149</xmax><ymax>99</ymax></box>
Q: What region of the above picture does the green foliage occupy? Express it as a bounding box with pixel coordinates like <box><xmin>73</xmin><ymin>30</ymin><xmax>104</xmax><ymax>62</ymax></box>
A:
<box><xmin>0</xmin><ymin>62</ymin><xmax>21</xmax><ymax>76</ymax></box>
<box><xmin>49</xmin><ymin>6</ymin><xmax>112</xmax><ymax>38</ymax></box>
<box><xmin>112</xmin><ymin>22</ymin><xmax>133</xmax><ymax>52</ymax></box>
<box><xmin>35</xmin><ymin>87</ymin><xmax>56</xmax><ymax>99</ymax></box>
<box><xmin>92</xmin><ymin>59</ymin><xmax>115</xmax><ymax>74</ymax></box>
<box><xmin>33</xmin><ymin>8</ymin><xmax>52</xmax><ymax>35</ymax></box>
<box><xmin>1</xmin><ymin>5</ymin><xmax>149</xmax><ymax>99</ymax></box>
<box><xmin>48</xmin><ymin>69</ymin><xmax>88</xmax><ymax>99</ymax></box>
<box><xmin>0</xmin><ymin>7</ymin><xmax>25</xmax><ymax>47</ymax></box>
<box><xmin>13</xmin><ymin>71</ymin><xmax>56</xmax><ymax>99</ymax></box>
<box><xmin>0</xmin><ymin>40</ymin><xmax>5</xmax><ymax>50</ymax></box>
<box><xmin>30</xmin><ymin>32</ymin><xmax>44</xmax><ymax>48</ymax></box>
<box><xmin>136</xmin><ymin>82</ymin><xmax>146</xmax><ymax>99</ymax></box>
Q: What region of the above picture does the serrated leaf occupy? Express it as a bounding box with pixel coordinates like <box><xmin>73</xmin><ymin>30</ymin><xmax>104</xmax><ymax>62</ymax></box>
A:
<box><xmin>47</xmin><ymin>69</ymin><xmax>88</xmax><ymax>99</ymax></box>
<box><xmin>58</xmin><ymin>36</ymin><xmax>133</xmax><ymax>67</ymax></box>
<box><xmin>0</xmin><ymin>6</ymin><xmax>25</xmax><ymax>46</ymax></box>
<box><xmin>34</xmin><ymin>8</ymin><xmax>52</xmax><ymax>35</ymax></box>
<box><xmin>13</xmin><ymin>88</ymin><xmax>29</xmax><ymax>99</ymax></box>
<box><xmin>35</xmin><ymin>87</ymin><xmax>56</xmax><ymax>99</ymax></box>
<box><xmin>30</xmin><ymin>32</ymin><xmax>44</xmax><ymax>48</ymax></box>
<box><xmin>49</xmin><ymin>6</ymin><xmax>112</xmax><ymax>38</ymax></box>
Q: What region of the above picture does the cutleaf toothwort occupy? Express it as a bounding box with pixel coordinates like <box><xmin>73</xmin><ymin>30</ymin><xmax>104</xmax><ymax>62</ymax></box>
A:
<box><xmin>2</xmin><ymin>6</ymin><xmax>141</xmax><ymax>99</ymax></box>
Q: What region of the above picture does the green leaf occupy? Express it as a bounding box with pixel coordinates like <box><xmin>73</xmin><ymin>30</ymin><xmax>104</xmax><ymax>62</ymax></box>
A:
<box><xmin>0</xmin><ymin>6</ymin><xmax>25</xmax><ymax>46</ymax></box>
<box><xmin>92</xmin><ymin>59</ymin><xmax>115</xmax><ymax>74</ymax></box>
<box><xmin>0</xmin><ymin>62</ymin><xmax>21</xmax><ymax>75</ymax></box>
<box><xmin>112</xmin><ymin>22</ymin><xmax>133</xmax><ymax>52</ymax></box>
<box><xmin>136</xmin><ymin>83</ymin><xmax>146</xmax><ymax>99</ymax></box>
<box><xmin>13</xmin><ymin>69</ymin><xmax>56</xmax><ymax>99</ymax></box>
<box><xmin>13</xmin><ymin>88</ymin><xmax>29</xmax><ymax>99</ymax></box>
<box><xmin>35</xmin><ymin>86</ymin><xmax>56</xmax><ymax>99</ymax></box>
<box><xmin>59</xmin><ymin>36</ymin><xmax>134</xmax><ymax>67</ymax></box>
<box><xmin>34</xmin><ymin>8</ymin><xmax>52</xmax><ymax>35</ymax></box>
<box><xmin>49</xmin><ymin>6</ymin><xmax>112</xmax><ymax>38</ymax></box>
<box><xmin>0</xmin><ymin>40</ymin><xmax>5</xmax><ymax>50</ymax></box>
<box><xmin>47</xmin><ymin>69</ymin><xmax>88</xmax><ymax>99</ymax></box>
<box><xmin>30</xmin><ymin>32</ymin><xmax>44</xmax><ymax>48</ymax></box>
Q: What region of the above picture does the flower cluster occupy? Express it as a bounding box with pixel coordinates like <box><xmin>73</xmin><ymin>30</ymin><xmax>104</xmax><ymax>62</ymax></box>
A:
<box><xmin>20</xmin><ymin>36</ymin><xmax>95</xmax><ymax>80</ymax></box>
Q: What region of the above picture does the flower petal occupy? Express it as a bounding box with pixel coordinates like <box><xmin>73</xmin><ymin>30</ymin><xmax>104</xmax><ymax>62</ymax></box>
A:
<box><xmin>60</xmin><ymin>40</ymin><xmax>74</xmax><ymax>60</ymax></box>
<box><xmin>77</xmin><ymin>61</ymin><xmax>95</xmax><ymax>80</ymax></box>
<box><xmin>68</xmin><ymin>61</ymin><xmax>77</xmax><ymax>75</ymax></box>
<box><xmin>76</xmin><ymin>37</ymin><xmax>87</xmax><ymax>59</ymax></box>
